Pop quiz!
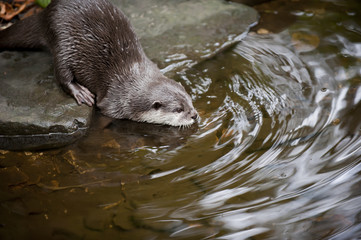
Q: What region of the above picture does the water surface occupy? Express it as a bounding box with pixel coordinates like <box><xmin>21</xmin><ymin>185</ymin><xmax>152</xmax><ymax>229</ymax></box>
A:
<box><xmin>1</xmin><ymin>0</ymin><xmax>361</xmax><ymax>239</ymax></box>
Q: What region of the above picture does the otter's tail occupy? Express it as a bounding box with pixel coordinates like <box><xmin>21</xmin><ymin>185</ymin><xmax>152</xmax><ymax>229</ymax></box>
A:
<box><xmin>0</xmin><ymin>12</ymin><xmax>47</xmax><ymax>50</ymax></box>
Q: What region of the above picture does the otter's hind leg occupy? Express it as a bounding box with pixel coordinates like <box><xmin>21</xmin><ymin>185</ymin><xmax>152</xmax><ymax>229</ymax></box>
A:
<box><xmin>54</xmin><ymin>61</ymin><xmax>95</xmax><ymax>106</ymax></box>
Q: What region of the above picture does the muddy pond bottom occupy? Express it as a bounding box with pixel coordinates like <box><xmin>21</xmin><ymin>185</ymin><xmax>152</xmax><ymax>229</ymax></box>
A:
<box><xmin>1</xmin><ymin>0</ymin><xmax>361</xmax><ymax>239</ymax></box>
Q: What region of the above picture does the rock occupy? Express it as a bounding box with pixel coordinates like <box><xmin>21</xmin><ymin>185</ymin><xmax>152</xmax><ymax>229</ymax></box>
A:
<box><xmin>84</xmin><ymin>210</ymin><xmax>112</xmax><ymax>232</ymax></box>
<box><xmin>228</xmin><ymin>0</ymin><xmax>272</xmax><ymax>6</ymax></box>
<box><xmin>0</xmin><ymin>166</ymin><xmax>29</xmax><ymax>187</ymax></box>
<box><xmin>113</xmin><ymin>212</ymin><xmax>134</xmax><ymax>231</ymax></box>
<box><xmin>0</xmin><ymin>0</ymin><xmax>258</xmax><ymax>150</ymax></box>
<box><xmin>1</xmin><ymin>198</ymin><xmax>28</xmax><ymax>216</ymax></box>
<box><xmin>0</xmin><ymin>52</ymin><xmax>92</xmax><ymax>150</ymax></box>
<box><xmin>116</xmin><ymin>0</ymin><xmax>258</xmax><ymax>73</ymax></box>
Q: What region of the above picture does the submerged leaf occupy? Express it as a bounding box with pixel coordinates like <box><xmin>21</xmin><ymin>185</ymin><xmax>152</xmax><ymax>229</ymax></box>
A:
<box><xmin>291</xmin><ymin>32</ymin><xmax>320</xmax><ymax>52</ymax></box>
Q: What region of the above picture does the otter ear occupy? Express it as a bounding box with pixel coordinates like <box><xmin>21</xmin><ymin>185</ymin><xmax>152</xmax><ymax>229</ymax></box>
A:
<box><xmin>152</xmin><ymin>101</ymin><xmax>162</xmax><ymax>110</ymax></box>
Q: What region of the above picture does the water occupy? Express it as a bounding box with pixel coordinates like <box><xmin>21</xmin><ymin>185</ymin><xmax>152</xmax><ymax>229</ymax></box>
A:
<box><xmin>1</xmin><ymin>0</ymin><xmax>361</xmax><ymax>239</ymax></box>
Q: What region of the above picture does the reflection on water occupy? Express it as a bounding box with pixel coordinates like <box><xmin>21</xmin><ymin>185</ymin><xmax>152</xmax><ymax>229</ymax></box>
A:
<box><xmin>1</xmin><ymin>0</ymin><xmax>361</xmax><ymax>239</ymax></box>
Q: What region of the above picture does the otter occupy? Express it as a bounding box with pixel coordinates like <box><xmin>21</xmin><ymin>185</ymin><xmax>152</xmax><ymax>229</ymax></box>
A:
<box><xmin>0</xmin><ymin>0</ymin><xmax>198</xmax><ymax>127</ymax></box>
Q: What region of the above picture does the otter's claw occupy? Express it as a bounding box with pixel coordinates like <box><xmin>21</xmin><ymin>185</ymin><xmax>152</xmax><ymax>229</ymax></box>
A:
<box><xmin>68</xmin><ymin>82</ymin><xmax>95</xmax><ymax>106</ymax></box>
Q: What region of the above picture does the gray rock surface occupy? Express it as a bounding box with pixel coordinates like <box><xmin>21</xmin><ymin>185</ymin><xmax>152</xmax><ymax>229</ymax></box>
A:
<box><xmin>116</xmin><ymin>0</ymin><xmax>258</xmax><ymax>73</ymax></box>
<box><xmin>0</xmin><ymin>52</ymin><xmax>92</xmax><ymax>150</ymax></box>
<box><xmin>0</xmin><ymin>0</ymin><xmax>258</xmax><ymax>150</ymax></box>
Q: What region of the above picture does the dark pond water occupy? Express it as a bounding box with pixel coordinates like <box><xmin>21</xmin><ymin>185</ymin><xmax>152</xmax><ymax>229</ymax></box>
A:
<box><xmin>1</xmin><ymin>0</ymin><xmax>361</xmax><ymax>239</ymax></box>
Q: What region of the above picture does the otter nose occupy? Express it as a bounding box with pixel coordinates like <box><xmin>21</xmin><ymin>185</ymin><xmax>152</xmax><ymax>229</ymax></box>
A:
<box><xmin>191</xmin><ymin>113</ymin><xmax>198</xmax><ymax>120</ymax></box>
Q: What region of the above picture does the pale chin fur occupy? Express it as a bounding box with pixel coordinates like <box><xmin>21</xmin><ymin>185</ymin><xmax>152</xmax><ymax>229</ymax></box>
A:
<box><xmin>138</xmin><ymin>110</ymin><xmax>195</xmax><ymax>127</ymax></box>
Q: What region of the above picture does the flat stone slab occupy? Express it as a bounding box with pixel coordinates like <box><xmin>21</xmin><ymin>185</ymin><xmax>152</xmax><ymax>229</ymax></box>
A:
<box><xmin>116</xmin><ymin>0</ymin><xmax>258</xmax><ymax>73</ymax></box>
<box><xmin>0</xmin><ymin>0</ymin><xmax>258</xmax><ymax>150</ymax></box>
<box><xmin>0</xmin><ymin>52</ymin><xmax>92</xmax><ymax>150</ymax></box>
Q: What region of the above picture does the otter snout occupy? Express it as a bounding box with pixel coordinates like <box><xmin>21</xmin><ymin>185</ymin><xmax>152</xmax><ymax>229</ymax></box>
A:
<box><xmin>190</xmin><ymin>110</ymin><xmax>198</xmax><ymax>121</ymax></box>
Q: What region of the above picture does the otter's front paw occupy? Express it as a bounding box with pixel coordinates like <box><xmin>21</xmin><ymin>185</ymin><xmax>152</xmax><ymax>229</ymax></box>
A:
<box><xmin>68</xmin><ymin>82</ymin><xmax>95</xmax><ymax>106</ymax></box>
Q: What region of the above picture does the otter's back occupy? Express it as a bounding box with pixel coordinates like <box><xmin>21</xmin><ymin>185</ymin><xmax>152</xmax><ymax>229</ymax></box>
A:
<box><xmin>46</xmin><ymin>0</ymin><xmax>144</xmax><ymax>88</ymax></box>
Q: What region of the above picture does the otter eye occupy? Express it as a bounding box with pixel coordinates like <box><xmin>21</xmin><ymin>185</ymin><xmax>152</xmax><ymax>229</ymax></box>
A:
<box><xmin>152</xmin><ymin>101</ymin><xmax>162</xmax><ymax>110</ymax></box>
<box><xmin>174</xmin><ymin>108</ymin><xmax>184</xmax><ymax>113</ymax></box>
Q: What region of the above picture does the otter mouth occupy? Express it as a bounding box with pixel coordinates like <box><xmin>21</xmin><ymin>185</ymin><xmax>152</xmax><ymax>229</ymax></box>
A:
<box><xmin>137</xmin><ymin>110</ymin><xmax>198</xmax><ymax>128</ymax></box>
<box><xmin>146</xmin><ymin>118</ymin><xmax>198</xmax><ymax>129</ymax></box>
<box><xmin>176</xmin><ymin>119</ymin><xmax>198</xmax><ymax>129</ymax></box>
<box><xmin>144</xmin><ymin>117</ymin><xmax>198</xmax><ymax>128</ymax></box>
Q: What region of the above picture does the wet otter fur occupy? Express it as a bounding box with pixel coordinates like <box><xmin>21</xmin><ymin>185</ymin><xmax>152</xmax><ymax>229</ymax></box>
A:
<box><xmin>0</xmin><ymin>0</ymin><xmax>198</xmax><ymax>127</ymax></box>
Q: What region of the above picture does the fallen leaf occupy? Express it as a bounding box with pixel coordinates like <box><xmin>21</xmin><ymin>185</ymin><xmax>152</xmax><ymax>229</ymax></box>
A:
<box><xmin>257</xmin><ymin>28</ymin><xmax>270</xmax><ymax>35</ymax></box>
<box><xmin>292</xmin><ymin>32</ymin><xmax>320</xmax><ymax>52</ymax></box>
<box><xmin>0</xmin><ymin>0</ymin><xmax>39</xmax><ymax>21</ymax></box>
<box><xmin>332</xmin><ymin>118</ymin><xmax>340</xmax><ymax>125</ymax></box>
<box><xmin>102</xmin><ymin>139</ymin><xmax>121</xmax><ymax>149</ymax></box>
<box><xmin>0</xmin><ymin>1</ymin><xmax>27</xmax><ymax>21</ymax></box>
<box><xmin>0</xmin><ymin>150</ymin><xmax>9</xmax><ymax>154</ymax></box>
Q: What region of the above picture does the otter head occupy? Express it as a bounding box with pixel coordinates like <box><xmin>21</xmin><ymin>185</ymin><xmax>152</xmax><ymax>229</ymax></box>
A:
<box><xmin>135</xmin><ymin>78</ymin><xmax>198</xmax><ymax>127</ymax></box>
<box><xmin>97</xmin><ymin>74</ymin><xmax>198</xmax><ymax>127</ymax></box>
